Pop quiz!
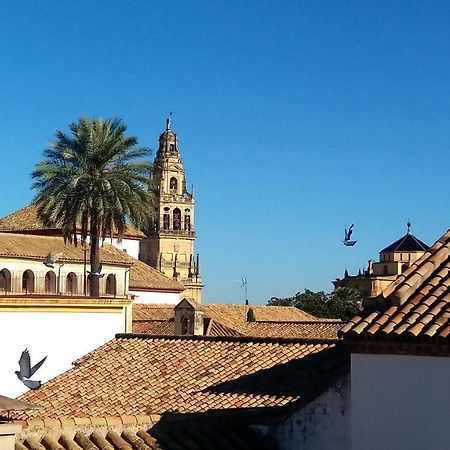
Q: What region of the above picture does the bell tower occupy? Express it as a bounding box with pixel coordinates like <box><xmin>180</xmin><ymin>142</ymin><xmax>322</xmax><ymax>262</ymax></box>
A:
<box><xmin>140</xmin><ymin>117</ymin><xmax>202</xmax><ymax>303</ymax></box>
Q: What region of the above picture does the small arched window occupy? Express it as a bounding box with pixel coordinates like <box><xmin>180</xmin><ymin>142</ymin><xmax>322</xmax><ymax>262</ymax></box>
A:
<box><xmin>170</xmin><ymin>177</ymin><xmax>178</xmax><ymax>191</ymax></box>
<box><xmin>181</xmin><ymin>315</ymin><xmax>190</xmax><ymax>335</ymax></box>
<box><xmin>66</xmin><ymin>272</ymin><xmax>78</xmax><ymax>295</ymax></box>
<box><xmin>170</xmin><ymin>143</ymin><xmax>175</xmax><ymax>152</ymax></box>
<box><xmin>22</xmin><ymin>270</ymin><xmax>35</xmax><ymax>294</ymax></box>
<box><xmin>0</xmin><ymin>268</ymin><xmax>11</xmax><ymax>293</ymax></box>
<box><xmin>163</xmin><ymin>213</ymin><xmax>170</xmax><ymax>230</ymax></box>
<box><xmin>401</xmin><ymin>264</ymin><xmax>408</xmax><ymax>273</ymax></box>
<box><xmin>173</xmin><ymin>208</ymin><xmax>181</xmax><ymax>230</ymax></box>
<box><xmin>45</xmin><ymin>271</ymin><xmax>57</xmax><ymax>294</ymax></box>
<box><xmin>184</xmin><ymin>214</ymin><xmax>191</xmax><ymax>231</ymax></box>
<box><xmin>106</xmin><ymin>274</ymin><xmax>116</xmax><ymax>296</ymax></box>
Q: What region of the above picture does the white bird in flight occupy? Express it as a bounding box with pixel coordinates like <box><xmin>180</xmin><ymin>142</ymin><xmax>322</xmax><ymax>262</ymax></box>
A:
<box><xmin>15</xmin><ymin>349</ymin><xmax>47</xmax><ymax>390</ymax></box>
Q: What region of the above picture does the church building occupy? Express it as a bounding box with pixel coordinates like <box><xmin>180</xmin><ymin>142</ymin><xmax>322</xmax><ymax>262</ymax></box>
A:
<box><xmin>140</xmin><ymin>117</ymin><xmax>203</xmax><ymax>303</ymax></box>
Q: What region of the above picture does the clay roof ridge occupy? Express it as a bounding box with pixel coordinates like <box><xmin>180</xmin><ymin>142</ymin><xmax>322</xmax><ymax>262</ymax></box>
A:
<box><xmin>381</xmin><ymin>231</ymin><xmax>450</xmax><ymax>302</ymax></box>
<box><xmin>115</xmin><ymin>332</ymin><xmax>340</xmax><ymax>346</ymax></box>
<box><xmin>20</xmin><ymin>414</ymin><xmax>158</xmax><ymax>429</ymax></box>
<box><xmin>250</xmin><ymin>320</ymin><xmax>343</xmax><ymax>324</ymax></box>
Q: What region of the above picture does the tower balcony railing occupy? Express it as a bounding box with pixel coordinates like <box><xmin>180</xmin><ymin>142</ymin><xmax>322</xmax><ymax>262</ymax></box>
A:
<box><xmin>148</xmin><ymin>229</ymin><xmax>196</xmax><ymax>237</ymax></box>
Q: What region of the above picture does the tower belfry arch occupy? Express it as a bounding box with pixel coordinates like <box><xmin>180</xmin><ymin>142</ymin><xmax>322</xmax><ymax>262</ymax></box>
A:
<box><xmin>140</xmin><ymin>118</ymin><xmax>202</xmax><ymax>303</ymax></box>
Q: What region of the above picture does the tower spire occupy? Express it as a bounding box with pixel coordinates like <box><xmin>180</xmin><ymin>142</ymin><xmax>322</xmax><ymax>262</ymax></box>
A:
<box><xmin>166</xmin><ymin>112</ymin><xmax>172</xmax><ymax>131</ymax></box>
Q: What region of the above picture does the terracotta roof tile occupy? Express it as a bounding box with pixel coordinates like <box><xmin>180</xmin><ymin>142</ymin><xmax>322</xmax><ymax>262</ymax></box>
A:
<box><xmin>341</xmin><ymin>228</ymin><xmax>450</xmax><ymax>347</ymax></box>
<box><xmin>129</xmin><ymin>261</ymin><xmax>184</xmax><ymax>292</ymax></box>
<box><xmin>0</xmin><ymin>204</ymin><xmax>145</xmax><ymax>238</ymax></box>
<box><xmin>0</xmin><ymin>232</ymin><xmax>131</xmax><ymax>266</ymax></box>
<box><xmin>15</xmin><ymin>335</ymin><xmax>349</xmax><ymax>420</ymax></box>
<box><xmin>131</xmin><ymin>304</ymin><xmax>339</xmax><ymax>339</ymax></box>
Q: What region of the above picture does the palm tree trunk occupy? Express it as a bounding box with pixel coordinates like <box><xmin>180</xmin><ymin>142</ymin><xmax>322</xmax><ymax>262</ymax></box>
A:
<box><xmin>89</xmin><ymin>215</ymin><xmax>101</xmax><ymax>297</ymax></box>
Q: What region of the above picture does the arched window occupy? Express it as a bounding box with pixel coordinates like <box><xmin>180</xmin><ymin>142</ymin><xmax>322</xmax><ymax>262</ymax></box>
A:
<box><xmin>22</xmin><ymin>270</ymin><xmax>35</xmax><ymax>294</ymax></box>
<box><xmin>170</xmin><ymin>143</ymin><xmax>175</xmax><ymax>153</ymax></box>
<box><xmin>105</xmin><ymin>274</ymin><xmax>116</xmax><ymax>296</ymax></box>
<box><xmin>170</xmin><ymin>177</ymin><xmax>178</xmax><ymax>192</ymax></box>
<box><xmin>173</xmin><ymin>208</ymin><xmax>181</xmax><ymax>230</ymax></box>
<box><xmin>401</xmin><ymin>264</ymin><xmax>408</xmax><ymax>273</ymax></box>
<box><xmin>184</xmin><ymin>214</ymin><xmax>191</xmax><ymax>231</ymax></box>
<box><xmin>45</xmin><ymin>271</ymin><xmax>57</xmax><ymax>294</ymax></box>
<box><xmin>181</xmin><ymin>315</ymin><xmax>190</xmax><ymax>335</ymax></box>
<box><xmin>0</xmin><ymin>269</ymin><xmax>11</xmax><ymax>293</ymax></box>
<box><xmin>163</xmin><ymin>213</ymin><xmax>170</xmax><ymax>230</ymax></box>
<box><xmin>66</xmin><ymin>272</ymin><xmax>78</xmax><ymax>295</ymax></box>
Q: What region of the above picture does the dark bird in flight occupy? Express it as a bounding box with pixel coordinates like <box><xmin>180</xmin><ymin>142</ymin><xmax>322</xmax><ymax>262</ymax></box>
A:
<box><xmin>343</xmin><ymin>224</ymin><xmax>357</xmax><ymax>247</ymax></box>
<box><xmin>15</xmin><ymin>349</ymin><xmax>47</xmax><ymax>390</ymax></box>
<box><xmin>88</xmin><ymin>261</ymin><xmax>104</xmax><ymax>277</ymax></box>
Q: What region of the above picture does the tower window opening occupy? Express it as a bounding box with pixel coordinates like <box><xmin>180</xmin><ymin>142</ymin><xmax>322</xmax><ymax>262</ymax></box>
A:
<box><xmin>170</xmin><ymin>143</ymin><xmax>175</xmax><ymax>152</ymax></box>
<box><xmin>163</xmin><ymin>213</ymin><xmax>170</xmax><ymax>230</ymax></box>
<box><xmin>185</xmin><ymin>214</ymin><xmax>191</xmax><ymax>231</ymax></box>
<box><xmin>170</xmin><ymin>177</ymin><xmax>178</xmax><ymax>191</ymax></box>
<box><xmin>181</xmin><ymin>315</ymin><xmax>190</xmax><ymax>335</ymax></box>
<box><xmin>383</xmin><ymin>265</ymin><xmax>388</xmax><ymax>275</ymax></box>
<box><xmin>401</xmin><ymin>264</ymin><xmax>408</xmax><ymax>273</ymax></box>
<box><xmin>173</xmin><ymin>208</ymin><xmax>181</xmax><ymax>230</ymax></box>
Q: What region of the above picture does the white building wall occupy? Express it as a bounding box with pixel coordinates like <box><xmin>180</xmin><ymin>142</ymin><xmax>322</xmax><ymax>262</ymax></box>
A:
<box><xmin>129</xmin><ymin>289</ymin><xmax>180</xmax><ymax>305</ymax></box>
<box><xmin>352</xmin><ymin>353</ymin><xmax>450</xmax><ymax>450</ymax></box>
<box><xmin>256</xmin><ymin>377</ymin><xmax>350</xmax><ymax>450</ymax></box>
<box><xmin>0</xmin><ymin>309</ymin><xmax>125</xmax><ymax>398</ymax></box>
<box><xmin>105</xmin><ymin>237</ymin><xmax>141</xmax><ymax>261</ymax></box>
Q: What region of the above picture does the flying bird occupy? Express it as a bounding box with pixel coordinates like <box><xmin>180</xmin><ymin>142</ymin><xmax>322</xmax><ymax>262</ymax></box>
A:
<box><xmin>343</xmin><ymin>224</ymin><xmax>357</xmax><ymax>247</ymax></box>
<box><xmin>88</xmin><ymin>262</ymin><xmax>104</xmax><ymax>277</ymax></box>
<box><xmin>43</xmin><ymin>252</ymin><xmax>64</xmax><ymax>268</ymax></box>
<box><xmin>15</xmin><ymin>349</ymin><xmax>47</xmax><ymax>390</ymax></box>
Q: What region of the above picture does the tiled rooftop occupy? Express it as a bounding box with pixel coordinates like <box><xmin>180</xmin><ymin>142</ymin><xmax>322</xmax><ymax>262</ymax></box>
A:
<box><xmin>131</xmin><ymin>304</ymin><xmax>341</xmax><ymax>339</ymax></box>
<box><xmin>15</xmin><ymin>413</ymin><xmax>273</xmax><ymax>450</ymax></box>
<box><xmin>0</xmin><ymin>204</ymin><xmax>145</xmax><ymax>238</ymax></box>
<box><xmin>15</xmin><ymin>334</ymin><xmax>349</xmax><ymax>419</ymax></box>
<box><xmin>341</xmin><ymin>228</ymin><xmax>450</xmax><ymax>347</ymax></box>
<box><xmin>0</xmin><ymin>232</ymin><xmax>132</xmax><ymax>266</ymax></box>
<box><xmin>129</xmin><ymin>260</ymin><xmax>184</xmax><ymax>292</ymax></box>
<box><xmin>380</xmin><ymin>232</ymin><xmax>429</xmax><ymax>253</ymax></box>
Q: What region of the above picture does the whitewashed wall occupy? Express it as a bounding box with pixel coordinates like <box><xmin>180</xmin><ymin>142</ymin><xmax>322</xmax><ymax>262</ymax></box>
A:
<box><xmin>352</xmin><ymin>353</ymin><xmax>450</xmax><ymax>450</ymax></box>
<box><xmin>257</xmin><ymin>376</ymin><xmax>350</xmax><ymax>449</ymax></box>
<box><xmin>104</xmin><ymin>237</ymin><xmax>141</xmax><ymax>261</ymax></box>
<box><xmin>129</xmin><ymin>289</ymin><xmax>180</xmax><ymax>305</ymax></box>
<box><xmin>0</xmin><ymin>309</ymin><xmax>126</xmax><ymax>398</ymax></box>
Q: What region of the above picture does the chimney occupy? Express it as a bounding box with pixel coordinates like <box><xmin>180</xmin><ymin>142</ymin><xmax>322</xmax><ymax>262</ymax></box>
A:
<box><xmin>368</xmin><ymin>259</ymin><xmax>375</xmax><ymax>275</ymax></box>
<box><xmin>0</xmin><ymin>423</ymin><xmax>21</xmax><ymax>450</ymax></box>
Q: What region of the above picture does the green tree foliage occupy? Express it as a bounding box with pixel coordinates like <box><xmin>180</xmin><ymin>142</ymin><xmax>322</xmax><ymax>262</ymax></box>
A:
<box><xmin>32</xmin><ymin>117</ymin><xmax>153</xmax><ymax>297</ymax></box>
<box><xmin>267</xmin><ymin>287</ymin><xmax>361</xmax><ymax>321</ymax></box>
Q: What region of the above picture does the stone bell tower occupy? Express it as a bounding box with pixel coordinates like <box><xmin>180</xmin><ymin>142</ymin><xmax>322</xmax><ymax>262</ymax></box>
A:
<box><xmin>140</xmin><ymin>117</ymin><xmax>203</xmax><ymax>303</ymax></box>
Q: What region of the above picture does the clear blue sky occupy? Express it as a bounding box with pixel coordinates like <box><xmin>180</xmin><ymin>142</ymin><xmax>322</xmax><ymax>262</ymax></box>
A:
<box><xmin>1</xmin><ymin>1</ymin><xmax>450</xmax><ymax>304</ymax></box>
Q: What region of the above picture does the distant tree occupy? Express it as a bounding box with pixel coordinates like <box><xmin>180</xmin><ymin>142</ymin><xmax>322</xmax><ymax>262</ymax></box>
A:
<box><xmin>267</xmin><ymin>287</ymin><xmax>361</xmax><ymax>322</ymax></box>
<box><xmin>32</xmin><ymin>117</ymin><xmax>153</xmax><ymax>297</ymax></box>
<box><xmin>246</xmin><ymin>307</ymin><xmax>256</xmax><ymax>322</ymax></box>
<box><xmin>328</xmin><ymin>287</ymin><xmax>361</xmax><ymax>321</ymax></box>
<box><xmin>267</xmin><ymin>296</ymin><xmax>294</xmax><ymax>306</ymax></box>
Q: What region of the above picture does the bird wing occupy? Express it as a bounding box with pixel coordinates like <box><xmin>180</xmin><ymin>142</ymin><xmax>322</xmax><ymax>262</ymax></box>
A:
<box><xmin>22</xmin><ymin>379</ymin><xmax>41</xmax><ymax>390</ymax></box>
<box><xmin>29</xmin><ymin>355</ymin><xmax>47</xmax><ymax>377</ymax></box>
<box><xmin>18</xmin><ymin>349</ymin><xmax>31</xmax><ymax>379</ymax></box>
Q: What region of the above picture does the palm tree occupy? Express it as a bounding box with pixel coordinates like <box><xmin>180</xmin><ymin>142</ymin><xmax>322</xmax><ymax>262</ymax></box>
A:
<box><xmin>32</xmin><ymin>117</ymin><xmax>153</xmax><ymax>297</ymax></box>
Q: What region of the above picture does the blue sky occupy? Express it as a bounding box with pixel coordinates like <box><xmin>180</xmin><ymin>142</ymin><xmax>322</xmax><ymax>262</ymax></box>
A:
<box><xmin>1</xmin><ymin>1</ymin><xmax>450</xmax><ymax>304</ymax></box>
